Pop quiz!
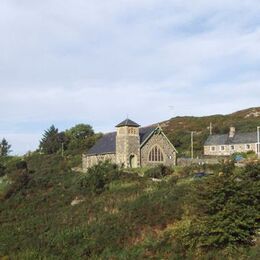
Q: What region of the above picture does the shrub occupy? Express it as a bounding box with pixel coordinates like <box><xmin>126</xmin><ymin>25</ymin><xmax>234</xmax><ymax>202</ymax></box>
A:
<box><xmin>78</xmin><ymin>161</ymin><xmax>120</xmax><ymax>194</ymax></box>
<box><xmin>144</xmin><ymin>165</ymin><xmax>173</xmax><ymax>179</ymax></box>
<box><xmin>220</xmin><ymin>160</ymin><xmax>235</xmax><ymax>174</ymax></box>
<box><xmin>16</xmin><ymin>160</ymin><xmax>28</xmax><ymax>170</ymax></box>
<box><xmin>4</xmin><ymin>171</ymin><xmax>31</xmax><ymax>199</ymax></box>
<box><xmin>0</xmin><ymin>163</ymin><xmax>6</xmax><ymax>177</ymax></box>
<box><xmin>184</xmin><ymin>163</ymin><xmax>260</xmax><ymax>252</ymax></box>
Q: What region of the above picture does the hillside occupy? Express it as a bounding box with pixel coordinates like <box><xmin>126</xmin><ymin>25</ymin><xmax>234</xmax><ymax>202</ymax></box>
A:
<box><xmin>160</xmin><ymin>107</ymin><xmax>260</xmax><ymax>156</ymax></box>
<box><xmin>0</xmin><ymin>155</ymin><xmax>259</xmax><ymax>259</ymax></box>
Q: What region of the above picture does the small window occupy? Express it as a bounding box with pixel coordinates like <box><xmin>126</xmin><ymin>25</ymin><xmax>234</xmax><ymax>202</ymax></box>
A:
<box><xmin>211</xmin><ymin>146</ymin><xmax>216</xmax><ymax>151</ymax></box>
<box><xmin>245</xmin><ymin>144</ymin><xmax>251</xmax><ymax>150</ymax></box>
<box><xmin>221</xmin><ymin>146</ymin><xmax>225</xmax><ymax>151</ymax></box>
<box><xmin>148</xmin><ymin>146</ymin><xmax>164</xmax><ymax>162</ymax></box>
<box><xmin>230</xmin><ymin>145</ymin><xmax>235</xmax><ymax>150</ymax></box>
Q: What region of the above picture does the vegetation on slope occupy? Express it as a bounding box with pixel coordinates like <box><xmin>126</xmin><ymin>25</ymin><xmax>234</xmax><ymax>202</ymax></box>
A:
<box><xmin>161</xmin><ymin>107</ymin><xmax>260</xmax><ymax>156</ymax></box>
<box><xmin>0</xmin><ymin>155</ymin><xmax>259</xmax><ymax>259</ymax></box>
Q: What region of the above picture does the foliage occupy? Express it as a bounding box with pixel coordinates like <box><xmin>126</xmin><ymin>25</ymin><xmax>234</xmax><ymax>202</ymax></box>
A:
<box><xmin>182</xmin><ymin>163</ymin><xmax>260</xmax><ymax>252</ymax></box>
<box><xmin>78</xmin><ymin>161</ymin><xmax>120</xmax><ymax>194</ymax></box>
<box><xmin>144</xmin><ymin>164</ymin><xmax>173</xmax><ymax>178</ymax></box>
<box><xmin>66</xmin><ymin>124</ymin><xmax>94</xmax><ymax>140</ymax></box>
<box><xmin>3</xmin><ymin>171</ymin><xmax>31</xmax><ymax>199</ymax></box>
<box><xmin>220</xmin><ymin>160</ymin><xmax>235</xmax><ymax>174</ymax></box>
<box><xmin>0</xmin><ymin>138</ymin><xmax>11</xmax><ymax>157</ymax></box>
<box><xmin>0</xmin><ymin>155</ymin><xmax>259</xmax><ymax>259</ymax></box>
<box><xmin>15</xmin><ymin>160</ymin><xmax>28</xmax><ymax>170</ymax></box>
<box><xmin>65</xmin><ymin>124</ymin><xmax>97</xmax><ymax>155</ymax></box>
<box><xmin>38</xmin><ymin>123</ymin><xmax>101</xmax><ymax>159</ymax></box>
<box><xmin>39</xmin><ymin>125</ymin><xmax>67</xmax><ymax>154</ymax></box>
<box><xmin>0</xmin><ymin>163</ymin><xmax>6</xmax><ymax>177</ymax></box>
<box><xmin>164</xmin><ymin>108</ymin><xmax>260</xmax><ymax>156</ymax></box>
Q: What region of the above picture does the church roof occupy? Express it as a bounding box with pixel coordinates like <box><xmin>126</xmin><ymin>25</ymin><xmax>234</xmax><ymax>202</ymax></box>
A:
<box><xmin>86</xmin><ymin>126</ymin><xmax>155</xmax><ymax>155</ymax></box>
<box><xmin>115</xmin><ymin>118</ymin><xmax>140</xmax><ymax>127</ymax></box>
<box><xmin>205</xmin><ymin>132</ymin><xmax>258</xmax><ymax>146</ymax></box>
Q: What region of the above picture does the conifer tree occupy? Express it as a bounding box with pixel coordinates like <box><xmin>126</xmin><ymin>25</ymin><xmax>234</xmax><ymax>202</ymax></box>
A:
<box><xmin>0</xmin><ymin>138</ymin><xmax>11</xmax><ymax>156</ymax></box>
<box><xmin>39</xmin><ymin>125</ymin><xmax>66</xmax><ymax>154</ymax></box>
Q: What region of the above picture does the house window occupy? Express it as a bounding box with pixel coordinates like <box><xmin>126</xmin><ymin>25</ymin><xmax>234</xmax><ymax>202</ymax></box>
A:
<box><xmin>148</xmin><ymin>146</ymin><xmax>164</xmax><ymax>162</ymax></box>
<box><xmin>210</xmin><ymin>146</ymin><xmax>216</xmax><ymax>151</ymax></box>
<box><xmin>221</xmin><ymin>146</ymin><xmax>225</xmax><ymax>151</ymax></box>
<box><xmin>230</xmin><ymin>145</ymin><xmax>235</xmax><ymax>150</ymax></box>
<box><xmin>245</xmin><ymin>144</ymin><xmax>251</xmax><ymax>150</ymax></box>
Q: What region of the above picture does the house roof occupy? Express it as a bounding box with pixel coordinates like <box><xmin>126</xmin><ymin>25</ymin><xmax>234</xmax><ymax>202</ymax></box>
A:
<box><xmin>86</xmin><ymin>126</ymin><xmax>156</xmax><ymax>155</ymax></box>
<box><xmin>205</xmin><ymin>132</ymin><xmax>258</xmax><ymax>146</ymax></box>
<box><xmin>115</xmin><ymin>118</ymin><xmax>140</xmax><ymax>127</ymax></box>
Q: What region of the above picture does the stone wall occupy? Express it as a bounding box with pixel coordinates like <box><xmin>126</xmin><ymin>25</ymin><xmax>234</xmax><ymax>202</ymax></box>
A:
<box><xmin>140</xmin><ymin>131</ymin><xmax>176</xmax><ymax>167</ymax></box>
<box><xmin>82</xmin><ymin>153</ymin><xmax>116</xmax><ymax>172</ymax></box>
<box><xmin>177</xmin><ymin>158</ymin><xmax>220</xmax><ymax>166</ymax></box>
<box><xmin>204</xmin><ymin>143</ymin><xmax>257</xmax><ymax>156</ymax></box>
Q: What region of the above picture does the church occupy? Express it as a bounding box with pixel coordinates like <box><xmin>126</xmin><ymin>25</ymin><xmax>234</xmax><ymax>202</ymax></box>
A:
<box><xmin>82</xmin><ymin>119</ymin><xmax>177</xmax><ymax>171</ymax></box>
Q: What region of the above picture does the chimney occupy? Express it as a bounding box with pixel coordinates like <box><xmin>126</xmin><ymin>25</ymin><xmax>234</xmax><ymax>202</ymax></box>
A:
<box><xmin>229</xmin><ymin>127</ymin><xmax>236</xmax><ymax>138</ymax></box>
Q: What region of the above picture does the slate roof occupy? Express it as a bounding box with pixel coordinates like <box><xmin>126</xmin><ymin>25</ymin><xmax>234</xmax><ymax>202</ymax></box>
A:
<box><xmin>86</xmin><ymin>126</ymin><xmax>156</xmax><ymax>155</ymax></box>
<box><xmin>87</xmin><ymin>132</ymin><xmax>116</xmax><ymax>155</ymax></box>
<box><xmin>116</xmin><ymin>118</ymin><xmax>140</xmax><ymax>127</ymax></box>
<box><xmin>205</xmin><ymin>132</ymin><xmax>258</xmax><ymax>146</ymax></box>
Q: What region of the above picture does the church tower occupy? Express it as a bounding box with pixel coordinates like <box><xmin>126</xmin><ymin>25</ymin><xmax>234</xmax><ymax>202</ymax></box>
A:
<box><xmin>115</xmin><ymin>119</ymin><xmax>140</xmax><ymax>168</ymax></box>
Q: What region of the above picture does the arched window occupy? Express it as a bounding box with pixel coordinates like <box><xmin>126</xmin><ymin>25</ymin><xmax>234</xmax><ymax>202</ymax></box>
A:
<box><xmin>148</xmin><ymin>146</ymin><xmax>164</xmax><ymax>162</ymax></box>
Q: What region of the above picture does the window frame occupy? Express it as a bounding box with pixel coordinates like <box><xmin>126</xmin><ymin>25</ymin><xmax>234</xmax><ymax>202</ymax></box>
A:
<box><xmin>210</xmin><ymin>146</ymin><xmax>216</xmax><ymax>152</ymax></box>
<box><xmin>245</xmin><ymin>144</ymin><xmax>251</xmax><ymax>150</ymax></box>
<box><xmin>148</xmin><ymin>145</ymin><xmax>165</xmax><ymax>162</ymax></box>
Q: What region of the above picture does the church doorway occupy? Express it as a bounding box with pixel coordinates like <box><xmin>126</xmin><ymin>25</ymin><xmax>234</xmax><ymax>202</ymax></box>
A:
<box><xmin>129</xmin><ymin>154</ymin><xmax>137</xmax><ymax>168</ymax></box>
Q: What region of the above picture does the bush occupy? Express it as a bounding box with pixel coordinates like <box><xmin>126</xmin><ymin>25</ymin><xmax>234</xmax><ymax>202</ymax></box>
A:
<box><xmin>16</xmin><ymin>160</ymin><xmax>28</xmax><ymax>170</ymax></box>
<box><xmin>183</xmin><ymin>163</ymin><xmax>260</xmax><ymax>252</ymax></box>
<box><xmin>78</xmin><ymin>161</ymin><xmax>120</xmax><ymax>194</ymax></box>
<box><xmin>0</xmin><ymin>163</ymin><xmax>6</xmax><ymax>177</ymax></box>
<box><xmin>4</xmin><ymin>171</ymin><xmax>31</xmax><ymax>199</ymax></box>
<box><xmin>220</xmin><ymin>160</ymin><xmax>235</xmax><ymax>174</ymax></box>
<box><xmin>144</xmin><ymin>165</ymin><xmax>173</xmax><ymax>179</ymax></box>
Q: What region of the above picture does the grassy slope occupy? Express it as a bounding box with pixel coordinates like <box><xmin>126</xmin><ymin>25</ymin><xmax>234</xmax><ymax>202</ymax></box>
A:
<box><xmin>0</xmin><ymin>155</ymin><xmax>182</xmax><ymax>259</ymax></box>
<box><xmin>159</xmin><ymin>107</ymin><xmax>260</xmax><ymax>156</ymax></box>
<box><xmin>0</xmin><ymin>155</ymin><xmax>259</xmax><ymax>259</ymax></box>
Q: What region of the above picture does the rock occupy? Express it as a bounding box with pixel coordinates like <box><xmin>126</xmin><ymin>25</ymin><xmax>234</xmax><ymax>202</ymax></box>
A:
<box><xmin>151</xmin><ymin>178</ymin><xmax>162</xmax><ymax>182</ymax></box>
<box><xmin>218</xmin><ymin>172</ymin><xmax>224</xmax><ymax>176</ymax></box>
<box><xmin>71</xmin><ymin>196</ymin><xmax>85</xmax><ymax>206</ymax></box>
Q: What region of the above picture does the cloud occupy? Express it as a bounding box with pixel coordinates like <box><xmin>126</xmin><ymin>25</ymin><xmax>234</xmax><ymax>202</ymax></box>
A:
<box><xmin>0</xmin><ymin>0</ymin><xmax>260</xmax><ymax>154</ymax></box>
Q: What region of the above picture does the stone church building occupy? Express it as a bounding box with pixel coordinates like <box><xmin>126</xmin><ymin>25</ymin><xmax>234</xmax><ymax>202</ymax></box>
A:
<box><xmin>82</xmin><ymin>119</ymin><xmax>177</xmax><ymax>171</ymax></box>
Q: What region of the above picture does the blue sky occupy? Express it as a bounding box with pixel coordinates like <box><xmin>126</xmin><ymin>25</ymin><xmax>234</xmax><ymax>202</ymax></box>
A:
<box><xmin>0</xmin><ymin>0</ymin><xmax>260</xmax><ymax>155</ymax></box>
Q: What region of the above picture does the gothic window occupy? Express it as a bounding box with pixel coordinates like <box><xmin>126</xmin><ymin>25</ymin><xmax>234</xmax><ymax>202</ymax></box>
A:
<box><xmin>148</xmin><ymin>146</ymin><xmax>164</xmax><ymax>162</ymax></box>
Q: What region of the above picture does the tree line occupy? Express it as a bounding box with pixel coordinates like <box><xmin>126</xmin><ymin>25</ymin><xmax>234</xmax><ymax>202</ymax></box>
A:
<box><xmin>39</xmin><ymin>123</ymin><xmax>102</xmax><ymax>155</ymax></box>
<box><xmin>0</xmin><ymin>123</ymin><xmax>102</xmax><ymax>158</ymax></box>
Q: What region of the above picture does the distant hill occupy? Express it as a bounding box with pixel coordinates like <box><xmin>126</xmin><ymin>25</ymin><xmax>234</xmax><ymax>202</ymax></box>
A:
<box><xmin>159</xmin><ymin>107</ymin><xmax>260</xmax><ymax>156</ymax></box>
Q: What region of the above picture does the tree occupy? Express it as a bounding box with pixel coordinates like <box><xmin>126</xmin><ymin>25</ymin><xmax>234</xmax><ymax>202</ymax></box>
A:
<box><xmin>66</xmin><ymin>124</ymin><xmax>94</xmax><ymax>140</ymax></box>
<box><xmin>0</xmin><ymin>138</ymin><xmax>11</xmax><ymax>156</ymax></box>
<box><xmin>39</xmin><ymin>125</ymin><xmax>67</xmax><ymax>154</ymax></box>
<box><xmin>185</xmin><ymin>164</ymin><xmax>260</xmax><ymax>252</ymax></box>
<box><xmin>65</xmin><ymin>124</ymin><xmax>96</xmax><ymax>154</ymax></box>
